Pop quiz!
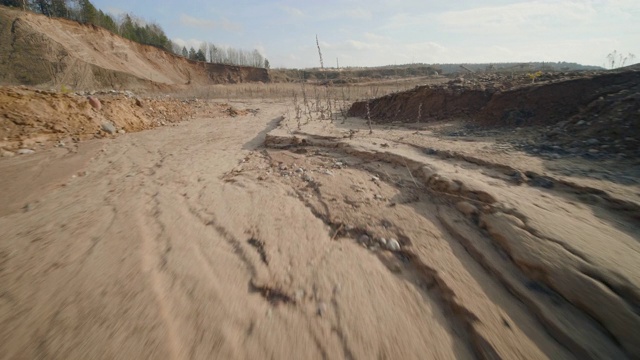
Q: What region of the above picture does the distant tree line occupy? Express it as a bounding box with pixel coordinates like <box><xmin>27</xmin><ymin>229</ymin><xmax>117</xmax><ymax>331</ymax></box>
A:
<box><xmin>174</xmin><ymin>42</ymin><xmax>269</xmax><ymax>68</ymax></box>
<box><xmin>1</xmin><ymin>0</ymin><xmax>269</xmax><ymax>68</ymax></box>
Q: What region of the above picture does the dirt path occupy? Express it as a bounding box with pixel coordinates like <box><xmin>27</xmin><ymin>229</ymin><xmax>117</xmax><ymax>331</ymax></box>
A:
<box><xmin>1</xmin><ymin>101</ymin><xmax>638</xmax><ymax>359</ymax></box>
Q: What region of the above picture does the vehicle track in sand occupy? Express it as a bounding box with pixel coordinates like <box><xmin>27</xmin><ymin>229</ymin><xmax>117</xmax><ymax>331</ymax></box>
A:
<box><xmin>1</xmin><ymin>100</ymin><xmax>638</xmax><ymax>359</ymax></box>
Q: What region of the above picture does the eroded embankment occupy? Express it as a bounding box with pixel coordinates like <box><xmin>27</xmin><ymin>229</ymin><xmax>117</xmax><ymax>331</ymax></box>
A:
<box><xmin>0</xmin><ymin>86</ymin><xmax>228</xmax><ymax>152</ymax></box>
<box><xmin>0</xmin><ymin>6</ymin><xmax>269</xmax><ymax>89</ymax></box>
<box><xmin>348</xmin><ymin>70</ymin><xmax>640</xmax><ymax>128</ymax></box>
<box><xmin>263</xmin><ymin>127</ymin><xmax>640</xmax><ymax>359</ymax></box>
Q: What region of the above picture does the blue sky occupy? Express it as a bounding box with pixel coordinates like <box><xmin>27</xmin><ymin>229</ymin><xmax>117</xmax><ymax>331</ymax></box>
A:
<box><xmin>90</xmin><ymin>0</ymin><xmax>639</xmax><ymax>69</ymax></box>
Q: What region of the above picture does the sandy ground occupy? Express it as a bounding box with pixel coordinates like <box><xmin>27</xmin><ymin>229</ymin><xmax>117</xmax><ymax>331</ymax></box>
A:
<box><xmin>1</xmin><ymin>100</ymin><xmax>639</xmax><ymax>359</ymax></box>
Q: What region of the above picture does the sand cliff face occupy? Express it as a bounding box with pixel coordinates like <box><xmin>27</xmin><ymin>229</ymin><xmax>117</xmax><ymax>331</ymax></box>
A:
<box><xmin>0</xmin><ymin>6</ymin><xmax>269</xmax><ymax>90</ymax></box>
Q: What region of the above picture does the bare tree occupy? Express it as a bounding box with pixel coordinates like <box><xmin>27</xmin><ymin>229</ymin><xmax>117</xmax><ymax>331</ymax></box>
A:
<box><xmin>316</xmin><ymin>34</ymin><xmax>324</xmax><ymax>70</ymax></box>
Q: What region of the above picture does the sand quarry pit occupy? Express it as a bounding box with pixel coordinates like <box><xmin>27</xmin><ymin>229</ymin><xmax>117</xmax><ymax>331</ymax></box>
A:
<box><xmin>1</xmin><ymin>70</ymin><xmax>639</xmax><ymax>359</ymax></box>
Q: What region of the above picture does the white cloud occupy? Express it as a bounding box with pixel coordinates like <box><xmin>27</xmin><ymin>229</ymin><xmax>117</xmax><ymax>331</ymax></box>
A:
<box><xmin>172</xmin><ymin>38</ymin><xmax>205</xmax><ymax>51</ymax></box>
<box><xmin>178</xmin><ymin>14</ymin><xmax>242</xmax><ymax>32</ymax></box>
<box><xmin>310</xmin><ymin>35</ymin><xmax>449</xmax><ymax>67</ymax></box>
<box><xmin>346</xmin><ymin>40</ymin><xmax>384</xmax><ymax>51</ymax></box>
<box><xmin>363</xmin><ymin>32</ymin><xmax>391</xmax><ymax>42</ymax></box>
<box><xmin>437</xmin><ymin>1</ymin><xmax>597</xmax><ymax>33</ymax></box>
<box><xmin>343</xmin><ymin>8</ymin><xmax>372</xmax><ymax>20</ymax></box>
<box><xmin>279</xmin><ymin>5</ymin><xmax>305</xmax><ymax>18</ymax></box>
<box><xmin>105</xmin><ymin>7</ymin><xmax>125</xmax><ymax>16</ymax></box>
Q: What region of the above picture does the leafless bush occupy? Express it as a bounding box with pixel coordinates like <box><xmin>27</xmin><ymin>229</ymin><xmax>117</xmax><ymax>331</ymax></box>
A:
<box><xmin>365</xmin><ymin>97</ymin><xmax>372</xmax><ymax>134</ymax></box>
<box><xmin>292</xmin><ymin>91</ymin><xmax>302</xmax><ymax>130</ymax></box>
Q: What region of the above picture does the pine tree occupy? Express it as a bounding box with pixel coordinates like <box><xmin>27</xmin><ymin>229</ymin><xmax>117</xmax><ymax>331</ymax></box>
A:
<box><xmin>0</xmin><ymin>0</ymin><xmax>24</xmax><ymax>8</ymax></box>
<box><xmin>196</xmin><ymin>49</ymin><xmax>206</xmax><ymax>62</ymax></box>
<box><xmin>97</xmin><ymin>10</ymin><xmax>117</xmax><ymax>33</ymax></box>
<box><xmin>50</xmin><ymin>0</ymin><xmax>68</xmax><ymax>18</ymax></box>
<box><xmin>188</xmin><ymin>47</ymin><xmax>196</xmax><ymax>60</ymax></box>
<box><xmin>181</xmin><ymin>46</ymin><xmax>188</xmax><ymax>57</ymax></box>
<box><xmin>78</xmin><ymin>0</ymin><xmax>97</xmax><ymax>24</ymax></box>
<box><xmin>32</xmin><ymin>0</ymin><xmax>51</xmax><ymax>16</ymax></box>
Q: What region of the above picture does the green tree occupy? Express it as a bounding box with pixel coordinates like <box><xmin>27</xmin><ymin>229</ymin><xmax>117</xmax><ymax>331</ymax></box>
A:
<box><xmin>181</xmin><ymin>46</ymin><xmax>188</xmax><ymax>57</ymax></box>
<box><xmin>97</xmin><ymin>10</ymin><xmax>117</xmax><ymax>33</ymax></box>
<box><xmin>188</xmin><ymin>47</ymin><xmax>196</xmax><ymax>60</ymax></box>
<box><xmin>0</xmin><ymin>0</ymin><xmax>25</xmax><ymax>8</ymax></box>
<box><xmin>77</xmin><ymin>0</ymin><xmax>97</xmax><ymax>24</ymax></box>
<box><xmin>31</xmin><ymin>0</ymin><xmax>51</xmax><ymax>16</ymax></box>
<box><xmin>119</xmin><ymin>14</ymin><xmax>136</xmax><ymax>41</ymax></box>
<box><xmin>50</xmin><ymin>0</ymin><xmax>68</xmax><ymax>18</ymax></box>
<box><xmin>195</xmin><ymin>48</ymin><xmax>206</xmax><ymax>62</ymax></box>
<box><xmin>264</xmin><ymin>58</ymin><xmax>270</xmax><ymax>69</ymax></box>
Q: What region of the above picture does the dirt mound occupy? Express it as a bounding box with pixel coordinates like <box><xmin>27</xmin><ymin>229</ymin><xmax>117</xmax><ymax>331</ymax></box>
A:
<box><xmin>0</xmin><ymin>86</ymin><xmax>225</xmax><ymax>153</ymax></box>
<box><xmin>478</xmin><ymin>70</ymin><xmax>639</xmax><ymax>127</ymax></box>
<box><xmin>0</xmin><ymin>6</ymin><xmax>268</xmax><ymax>91</ymax></box>
<box><xmin>349</xmin><ymin>69</ymin><xmax>640</xmax><ymax>158</ymax></box>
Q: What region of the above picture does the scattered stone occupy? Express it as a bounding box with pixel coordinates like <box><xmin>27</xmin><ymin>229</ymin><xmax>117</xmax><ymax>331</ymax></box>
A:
<box><xmin>17</xmin><ymin>148</ymin><xmax>35</xmax><ymax>155</ymax></box>
<box><xmin>512</xmin><ymin>170</ymin><xmax>528</xmax><ymax>184</ymax></box>
<box><xmin>87</xmin><ymin>96</ymin><xmax>101</xmax><ymax>110</ymax></box>
<box><xmin>279</xmin><ymin>164</ymin><xmax>288</xmax><ymax>171</ymax></box>
<box><xmin>378</xmin><ymin>237</ymin><xmax>387</xmax><ymax>246</ymax></box>
<box><xmin>295</xmin><ymin>168</ymin><xmax>304</xmax><ymax>173</ymax></box>
<box><xmin>294</xmin><ymin>289</ymin><xmax>305</xmax><ymax>302</ymax></box>
<box><xmin>585</xmin><ymin>138</ymin><xmax>599</xmax><ymax>145</ymax></box>
<box><xmin>528</xmin><ymin>176</ymin><xmax>554</xmax><ymax>189</ymax></box>
<box><xmin>118</xmin><ymin>129</ymin><xmax>126</xmax><ymax>134</ymax></box>
<box><xmin>333</xmin><ymin>283</ymin><xmax>341</xmax><ymax>295</ymax></box>
<box><xmin>371</xmin><ymin>176</ymin><xmax>379</xmax><ymax>182</ymax></box>
<box><xmin>576</xmin><ymin>120</ymin><xmax>586</xmax><ymax>126</ymax></box>
<box><xmin>1</xmin><ymin>149</ymin><xmax>15</xmax><ymax>157</ymax></box>
<box><xmin>456</xmin><ymin>201</ymin><xmax>478</xmax><ymax>218</ymax></box>
<box><xmin>588</xmin><ymin>149</ymin><xmax>599</xmax><ymax>154</ymax></box>
<box><xmin>23</xmin><ymin>203</ymin><xmax>33</xmax><ymax>212</ymax></box>
<box><xmin>302</xmin><ymin>174</ymin><xmax>313</xmax><ymax>182</ymax></box>
<box><xmin>101</xmin><ymin>122</ymin><xmax>116</xmax><ymax>134</ymax></box>
<box><xmin>317</xmin><ymin>302</ymin><xmax>327</xmax><ymax>316</ymax></box>
<box><xmin>322</xmin><ymin>169</ymin><xmax>333</xmax><ymax>176</ymax></box>
<box><xmin>135</xmin><ymin>98</ymin><xmax>143</xmax><ymax>107</ymax></box>
<box><xmin>358</xmin><ymin>234</ymin><xmax>370</xmax><ymax>244</ymax></box>
<box><xmin>386</xmin><ymin>238</ymin><xmax>401</xmax><ymax>251</ymax></box>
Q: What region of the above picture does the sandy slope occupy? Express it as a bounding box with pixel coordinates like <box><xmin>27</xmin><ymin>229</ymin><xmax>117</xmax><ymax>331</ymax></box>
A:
<box><xmin>0</xmin><ymin>6</ymin><xmax>268</xmax><ymax>89</ymax></box>
<box><xmin>1</xmin><ymin>101</ymin><xmax>638</xmax><ymax>359</ymax></box>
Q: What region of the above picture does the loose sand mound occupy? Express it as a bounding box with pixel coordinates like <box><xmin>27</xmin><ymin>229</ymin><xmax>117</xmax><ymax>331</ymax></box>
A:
<box><xmin>0</xmin><ymin>6</ymin><xmax>268</xmax><ymax>90</ymax></box>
